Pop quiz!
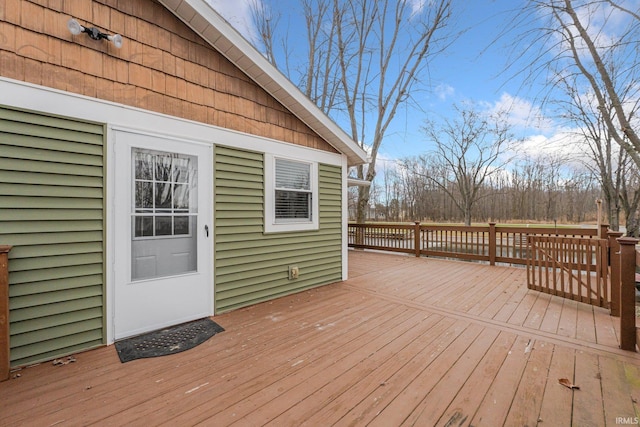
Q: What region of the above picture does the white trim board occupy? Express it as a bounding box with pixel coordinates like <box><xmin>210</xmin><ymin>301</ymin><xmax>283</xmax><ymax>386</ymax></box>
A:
<box><xmin>264</xmin><ymin>154</ymin><xmax>319</xmax><ymax>233</ymax></box>
<box><xmin>0</xmin><ymin>78</ymin><xmax>344</xmax><ymax>166</ymax></box>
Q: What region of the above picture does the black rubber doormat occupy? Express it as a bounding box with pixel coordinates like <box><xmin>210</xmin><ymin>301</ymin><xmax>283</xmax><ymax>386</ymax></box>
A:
<box><xmin>114</xmin><ymin>318</ymin><xmax>224</xmax><ymax>363</ymax></box>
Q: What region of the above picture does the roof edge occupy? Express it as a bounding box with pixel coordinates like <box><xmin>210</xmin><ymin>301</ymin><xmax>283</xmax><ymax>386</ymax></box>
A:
<box><xmin>347</xmin><ymin>177</ymin><xmax>372</xmax><ymax>187</ymax></box>
<box><xmin>157</xmin><ymin>0</ymin><xmax>368</xmax><ymax>166</ymax></box>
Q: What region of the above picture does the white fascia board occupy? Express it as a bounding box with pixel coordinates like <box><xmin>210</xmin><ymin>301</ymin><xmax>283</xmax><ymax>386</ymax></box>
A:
<box><xmin>157</xmin><ymin>0</ymin><xmax>368</xmax><ymax>167</ymax></box>
<box><xmin>175</xmin><ymin>1</ymin><xmax>197</xmax><ymax>21</ymax></box>
<box><xmin>347</xmin><ymin>178</ymin><xmax>372</xmax><ymax>187</ymax></box>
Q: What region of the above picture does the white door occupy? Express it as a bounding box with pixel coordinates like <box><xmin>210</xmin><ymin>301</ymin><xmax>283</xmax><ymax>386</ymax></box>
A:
<box><xmin>113</xmin><ymin>130</ymin><xmax>213</xmax><ymax>339</ymax></box>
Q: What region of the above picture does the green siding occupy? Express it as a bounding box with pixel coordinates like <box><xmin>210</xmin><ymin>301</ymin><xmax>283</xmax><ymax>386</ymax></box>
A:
<box><xmin>0</xmin><ymin>107</ymin><xmax>105</xmax><ymax>367</ymax></box>
<box><xmin>214</xmin><ymin>146</ymin><xmax>343</xmax><ymax>313</ymax></box>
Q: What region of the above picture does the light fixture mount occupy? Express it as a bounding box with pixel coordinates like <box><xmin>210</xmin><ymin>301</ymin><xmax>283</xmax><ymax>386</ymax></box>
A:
<box><xmin>67</xmin><ymin>18</ymin><xmax>123</xmax><ymax>48</ymax></box>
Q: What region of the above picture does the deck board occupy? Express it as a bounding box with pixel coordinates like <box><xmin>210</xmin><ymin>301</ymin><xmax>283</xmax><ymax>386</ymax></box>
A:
<box><xmin>537</xmin><ymin>345</ymin><xmax>575</xmax><ymax>427</ymax></box>
<box><xmin>572</xmin><ymin>351</ymin><xmax>606</xmax><ymax>426</ymax></box>
<box><xmin>503</xmin><ymin>339</ymin><xmax>554</xmax><ymax>427</ymax></box>
<box><xmin>408</xmin><ymin>328</ymin><xmax>501</xmax><ymax>425</ymax></box>
<box><xmin>434</xmin><ymin>330</ymin><xmax>517</xmax><ymax>426</ymax></box>
<box><xmin>2</xmin><ymin>250</ymin><xmax>640</xmax><ymax>426</ymax></box>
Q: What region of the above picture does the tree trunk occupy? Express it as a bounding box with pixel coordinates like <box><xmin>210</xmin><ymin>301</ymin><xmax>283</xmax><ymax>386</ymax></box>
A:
<box><xmin>626</xmin><ymin>213</ymin><xmax>639</xmax><ymax>237</ymax></box>
<box><xmin>356</xmin><ymin>185</ymin><xmax>370</xmax><ymax>223</ymax></box>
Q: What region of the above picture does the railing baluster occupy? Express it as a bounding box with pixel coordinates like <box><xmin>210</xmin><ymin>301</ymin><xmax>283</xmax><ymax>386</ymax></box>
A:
<box><xmin>608</xmin><ymin>231</ymin><xmax>623</xmax><ymax>316</ymax></box>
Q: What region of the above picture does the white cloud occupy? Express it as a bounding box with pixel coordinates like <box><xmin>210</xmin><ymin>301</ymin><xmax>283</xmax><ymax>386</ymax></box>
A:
<box><xmin>435</xmin><ymin>83</ymin><xmax>455</xmax><ymax>101</ymax></box>
<box><xmin>515</xmin><ymin>129</ymin><xmax>591</xmax><ymax>168</ymax></box>
<box><xmin>409</xmin><ymin>0</ymin><xmax>428</xmax><ymax>16</ymax></box>
<box><xmin>206</xmin><ymin>0</ymin><xmax>260</xmax><ymax>43</ymax></box>
<box><xmin>485</xmin><ymin>93</ymin><xmax>555</xmax><ymax>134</ymax></box>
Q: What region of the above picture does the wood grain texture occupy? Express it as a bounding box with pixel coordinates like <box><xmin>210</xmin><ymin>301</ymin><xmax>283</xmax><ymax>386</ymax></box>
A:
<box><xmin>1</xmin><ymin>250</ymin><xmax>639</xmax><ymax>425</ymax></box>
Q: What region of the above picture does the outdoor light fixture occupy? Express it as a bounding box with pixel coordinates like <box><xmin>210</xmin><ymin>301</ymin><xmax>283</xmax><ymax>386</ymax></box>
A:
<box><xmin>67</xmin><ymin>18</ymin><xmax>123</xmax><ymax>48</ymax></box>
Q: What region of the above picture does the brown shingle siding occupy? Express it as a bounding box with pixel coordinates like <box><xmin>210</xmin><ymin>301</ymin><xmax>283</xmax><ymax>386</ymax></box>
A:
<box><xmin>63</xmin><ymin>0</ymin><xmax>91</xmax><ymax>21</ymax></box>
<box><xmin>141</xmin><ymin>43</ymin><xmax>163</xmax><ymax>70</ymax></box>
<box><xmin>109</xmin><ymin>8</ymin><xmax>125</xmax><ymax>36</ymax></box>
<box><xmin>2</xmin><ymin>0</ymin><xmax>338</xmax><ymax>153</ymax></box>
<box><xmin>4</xmin><ymin>0</ymin><xmax>21</xmax><ymax>24</ymax></box>
<box><xmin>43</xmin><ymin>8</ymin><xmax>62</xmax><ymax>37</ymax></box>
<box><xmin>22</xmin><ymin>2</ymin><xmax>45</xmax><ymax>33</ymax></box>
<box><xmin>95</xmin><ymin>76</ymin><xmax>114</xmax><ymax>100</ymax></box>
<box><xmin>92</xmin><ymin>3</ymin><xmax>111</xmax><ymax>30</ymax></box>
<box><xmin>1</xmin><ymin>51</ymin><xmax>22</xmax><ymax>80</ymax></box>
<box><xmin>42</xmin><ymin>62</ymin><xmax>62</xmax><ymax>90</ymax></box>
<box><xmin>122</xmin><ymin>14</ymin><xmax>137</xmax><ymax>41</ymax></box>
<box><xmin>24</xmin><ymin>58</ymin><xmax>42</xmax><ymax>86</ymax></box>
<box><xmin>83</xmin><ymin>73</ymin><xmax>98</xmax><ymax>98</ymax></box>
<box><xmin>48</xmin><ymin>0</ymin><xmax>64</xmax><ymax>12</ymax></box>
<box><xmin>0</xmin><ymin>21</ymin><xmax>16</xmax><ymax>51</ymax></box>
<box><xmin>169</xmin><ymin>31</ymin><xmax>189</xmax><ymax>61</ymax></box>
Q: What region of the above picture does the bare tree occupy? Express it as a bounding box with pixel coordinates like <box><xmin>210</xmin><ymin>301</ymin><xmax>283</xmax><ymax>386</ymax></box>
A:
<box><xmin>557</xmin><ymin>0</ymin><xmax>640</xmax><ymax>164</ymax></box>
<box><xmin>503</xmin><ymin>0</ymin><xmax>640</xmax><ymax>232</ymax></box>
<box><xmin>249</xmin><ymin>0</ymin><xmax>280</xmax><ymax>67</ymax></box>
<box><xmin>251</xmin><ymin>0</ymin><xmax>458</xmax><ymax>223</ymax></box>
<box><xmin>411</xmin><ymin>105</ymin><xmax>515</xmax><ymax>226</ymax></box>
<box><xmin>392</xmin><ymin>146</ymin><xmax>602</xmax><ymax>224</ymax></box>
<box><xmin>508</xmin><ymin>0</ymin><xmax>640</xmax><ymax>168</ymax></box>
<box><xmin>619</xmin><ymin>157</ymin><xmax>640</xmax><ymax>236</ymax></box>
<box><xmin>557</xmin><ymin>81</ymin><xmax>629</xmax><ymax>229</ymax></box>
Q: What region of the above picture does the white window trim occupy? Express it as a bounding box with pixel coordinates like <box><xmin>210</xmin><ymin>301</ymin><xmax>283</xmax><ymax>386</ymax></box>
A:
<box><xmin>265</xmin><ymin>154</ymin><xmax>319</xmax><ymax>233</ymax></box>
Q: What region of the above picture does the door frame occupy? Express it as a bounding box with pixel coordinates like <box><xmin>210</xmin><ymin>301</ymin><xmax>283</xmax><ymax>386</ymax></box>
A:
<box><xmin>107</xmin><ymin>126</ymin><xmax>214</xmax><ymax>341</ymax></box>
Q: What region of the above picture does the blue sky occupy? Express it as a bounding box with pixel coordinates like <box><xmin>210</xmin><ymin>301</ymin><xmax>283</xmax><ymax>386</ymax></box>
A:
<box><xmin>207</xmin><ymin>0</ymin><xmax>565</xmax><ymax>162</ymax></box>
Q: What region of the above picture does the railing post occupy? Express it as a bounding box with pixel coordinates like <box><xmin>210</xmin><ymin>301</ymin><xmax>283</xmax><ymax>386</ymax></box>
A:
<box><xmin>1</xmin><ymin>245</ymin><xmax>12</xmax><ymax>381</ymax></box>
<box><xmin>618</xmin><ymin>237</ymin><xmax>638</xmax><ymax>351</ymax></box>
<box><xmin>608</xmin><ymin>231</ymin><xmax>624</xmax><ymax>317</ymax></box>
<box><xmin>355</xmin><ymin>224</ymin><xmax>364</xmax><ymax>249</ymax></box>
<box><xmin>489</xmin><ymin>222</ymin><xmax>496</xmax><ymax>266</ymax></box>
<box><xmin>414</xmin><ymin>221</ymin><xmax>421</xmax><ymax>257</ymax></box>
<box><xmin>599</xmin><ymin>223</ymin><xmax>609</xmax><ymax>240</ymax></box>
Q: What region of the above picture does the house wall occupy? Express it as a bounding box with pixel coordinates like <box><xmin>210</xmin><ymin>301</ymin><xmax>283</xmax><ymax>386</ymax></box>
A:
<box><xmin>214</xmin><ymin>146</ymin><xmax>343</xmax><ymax>313</ymax></box>
<box><xmin>1</xmin><ymin>76</ymin><xmax>348</xmax><ymax>365</ymax></box>
<box><xmin>0</xmin><ymin>107</ymin><xmax>105</xmax><ymax>367</ymax></box>
<box><xmin>0</xmin><ymin>0</ymin><xmax>339</xmax><ymax>153</ymax></box>
<box><xmin>0</xmin><ymin>0</ymin><xmax>350</xmax><ymax>366</ymax></box>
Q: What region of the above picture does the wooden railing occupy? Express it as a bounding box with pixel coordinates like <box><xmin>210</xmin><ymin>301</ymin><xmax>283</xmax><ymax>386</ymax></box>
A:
<box><xmin>526</xmin><ymin>236</ymin><xmax>609</xmax><ymax>308</ymax></box>
<box><xmin>348</xmin><ymin>221</ymin><xmax>638</xmax><ymax>351</ymax></box>
<box><xmin>348</xmin><ymin>222</ymin><xmax>604</xmax><ymax>265</ymax></box>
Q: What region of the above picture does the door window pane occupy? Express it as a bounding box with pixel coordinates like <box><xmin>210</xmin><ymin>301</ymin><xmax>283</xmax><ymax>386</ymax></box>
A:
<box><xmin>155</xmin><ymin>182</ymin><xmax>172</xmax><ymax>210</ymax></box>
<box><xmin>134</xmin><ymin>152</ymin><xmax>154</xmax><ymax>180</ymax></box>
<box><xmin>132</xmin><ymin>150</ymin><xmax>197</xmax><ymax>237</ymax></box>
<box><xmin>173</xmin><ymin>184</ymin><xmax>190</xmax><ymax>210</ymax></box>
<box><xmin>135</xmin><ymin>182</ymin><xmax>153</xmax><ymax>209</ymax></box>
<box><xmin>155</xmin><ymin>216</ymin><xmax>172</xmax><ymax>236</ymax></box>
<box><xmin>134</xmin><ymin>216</ymin><xmax>154</xmax><ymax>237</ymax></box>
<box><xmin>131</xmin><ymin>148</ymin><xmax>198</xmax><ymax>280</ymax></box>
<box><xmin>174</xmin><ymin>216</ymin><xmax>190</xmax><ymax>235</ymax></box>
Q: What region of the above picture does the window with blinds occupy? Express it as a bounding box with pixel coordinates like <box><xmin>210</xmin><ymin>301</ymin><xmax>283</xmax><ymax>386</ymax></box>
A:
<box><xmin>264</xmin><ymin>154</ymin><xmax>319</xmax><ymax>233</ymax></box>
<box><xmin>275</xmin><ymin>158</ymin><xmax>312</xmax><ymax>222</ymax></box>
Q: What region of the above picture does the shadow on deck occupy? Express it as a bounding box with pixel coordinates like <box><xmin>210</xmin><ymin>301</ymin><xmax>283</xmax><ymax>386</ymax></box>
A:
<box><xmin>2</xmin><ymin>250</ymin><xmax>640</xmax><ymax>426</ymax></box>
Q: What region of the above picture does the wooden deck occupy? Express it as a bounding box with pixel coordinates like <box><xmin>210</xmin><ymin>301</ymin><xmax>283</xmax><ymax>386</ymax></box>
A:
<box><xmin>2</xmin><ymin>250</ymin><xmax>640</xmax><ymax>426</ymax></box>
